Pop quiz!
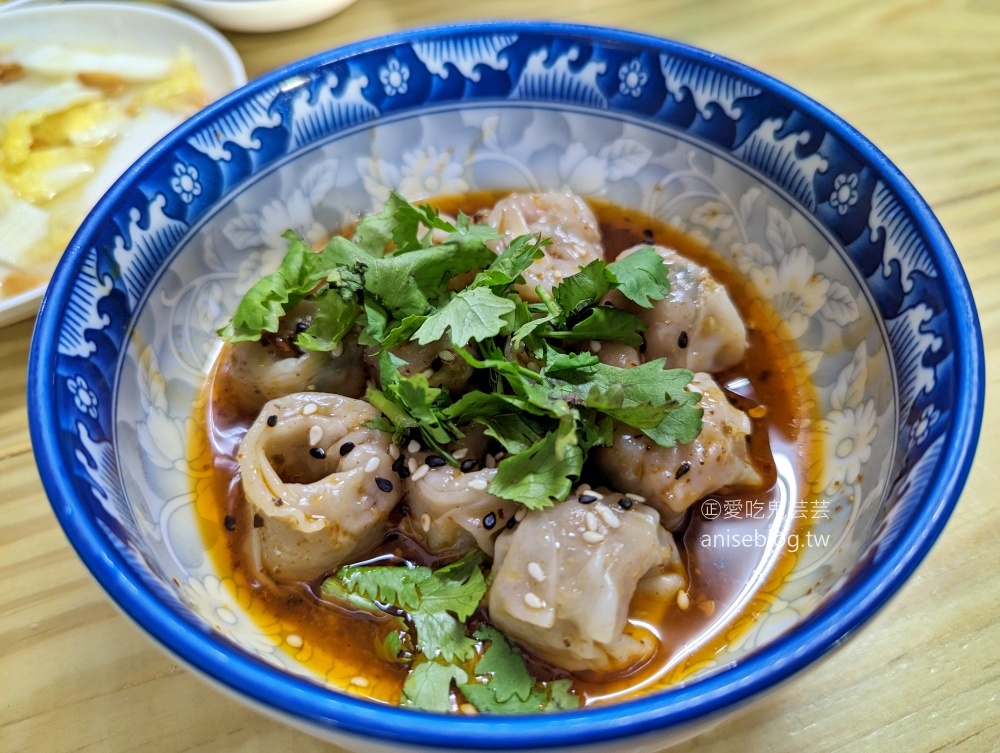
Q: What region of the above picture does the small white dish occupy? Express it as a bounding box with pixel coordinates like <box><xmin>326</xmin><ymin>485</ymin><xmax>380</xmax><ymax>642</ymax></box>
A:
<box><xmin>0</xmin><ymin>1</ymin><xmax>246</xmax><ymax>327</ymax></box>
<box><xmin>170</xmin><ymin>0</ymin><xmax>358</xmax><ymax>34</ymax></box>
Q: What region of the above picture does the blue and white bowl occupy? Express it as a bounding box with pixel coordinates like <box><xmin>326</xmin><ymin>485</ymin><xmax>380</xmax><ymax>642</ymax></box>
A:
<box><xmin>28</xmin><ymin>22</ymin><xmax>983</xmax><ymax>752</ymax></box>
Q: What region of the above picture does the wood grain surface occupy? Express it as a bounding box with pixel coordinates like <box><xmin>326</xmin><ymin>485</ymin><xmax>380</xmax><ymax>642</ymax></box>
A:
<box><xmin>2</xmin><ymin>0</ymin><xmax>998</xmax><ymax>750</ymax></box>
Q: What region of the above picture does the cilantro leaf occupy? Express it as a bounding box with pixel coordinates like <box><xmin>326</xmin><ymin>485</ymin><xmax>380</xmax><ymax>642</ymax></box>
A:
<box><xmin>606</xmin><ymin>246</ymin><xmax>671</xmax><ymax>307</ymax></box>
<box><xmin>419</xmin><ymin>551</ymin><xmax>488</xmax><ymax>622</ymax></box>
<box><xmin>411</xmin><ymin>611</ymin><xmax>478</xmax><ymax>663</ymax></box>
<box><xmin>545</xmin><ymin>305</ymin><xmax>648</xmax><ymax>348</ymax></box>
<box><xmin>330</xmin><ymin>563</ymin><xmax>429</xmax><ymax>611</ymax></box>
<box><xmin>539</xmin><ymin>359</ymin><xmax>703</xmax><ymax>446</ymax></box>
<box><xmin>544</xmin><ymin>680</ymin><xmax>580</xmax><ymax>710</ymax></box>
<box><xmin>391</xmin><ymin>200</ymin><xmax>456</xmax><ymax>252</ymax></box>
<box><xmin>552</xmin><ymin>258</ymin><xmax>612</xmax><ymax>317</ymax></box>
<box><xmin>413</xmin><ymin>287</ymin><xmax>516</xmax><ymax>346</ymax></box>
<box><xmin>402</xmin><ymin>661</ymin><xmax>468</xmax><ymax>712</ymax></box>
<box><xmin>472</xmin><ymin>626</ymin><xmax>533</xmax><ymax>703</ymax></box>
<box><xmin>489</xmin><ymin>416</ymin><xmax>583</xmax><ymax>509</ymax></box>
<box><xmin>294</xmin><ymin>288</ymin><xmax>359</xmax><ymax>351</ymax></box>
<box><xmin>544</xmin><ymin>351</ymin><xmax>600</xmax><ymax>373</ymax></box>
<box><xmin>352</xmin><ymin>191</ymin><xmax>410</xmax><ymax>255</ymax></box>
<box><xmin>326</xmin><ymin>551</ymin><xmax>488</xmax><ymax>663</ymax></box>
<box><xmin>471</xmin><ymin>234</ymin><xmax>546</xmax><ymax>290</ymax></box>
<box><xmin>480</xmin><ymin>413</ymin><xmax>550</xmax><ymax>455</ymax></box>
<box><xmin>218</xmin><ymin>231</ymin><xmax>326</xmax><ymax>341</ymax></box>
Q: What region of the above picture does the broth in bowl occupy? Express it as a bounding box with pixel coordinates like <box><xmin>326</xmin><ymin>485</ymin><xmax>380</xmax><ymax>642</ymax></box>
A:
<box><xmin>193</xmin><ymin>190</ymin><xmax>820</xmax><ymax>711</ymax></box>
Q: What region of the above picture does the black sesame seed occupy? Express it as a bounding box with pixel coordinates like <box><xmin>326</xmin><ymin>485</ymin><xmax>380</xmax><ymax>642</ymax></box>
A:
<box><xmin>253</xmin><ymin>513</ymin><xmax>264</xmax><ymax>528</ymax></box>
<box><xmin>678</xmin><ymin>330</ymin><xmax>689</xmax><ymax>349</ymax></box>
<box><xmin>578</xmin><ymin>494</ymin><xmax>597</xmax><ymax>504</ymax></box>
<box><xmin>618</xmin><ymin>497</ymin><xmax>633</xmax><ymax>510</ymax></box>
<box><xmin>425</xmin><ymin>454</ymin><xmax>446</xmax><ymax>468</ymax></box>
<box><xmin>675</xmin><ymin>461</ymin><xmax>691</xmax><ymax>479</ymax></box>
<box><xmin>339</xmin><ymin>441</ymin><xmax>355</xmax><ymax>456</ymax></box>
<box><xmin>266</xmin><ymin>414</ymin><xmax>277</xmax><ymax>427</ymax></box>
<box><xmin>483</xmin><ymin>512</ymin><xmax>497</xmax><ymax>531</ymax></box>
<box><xmin>310</xmin><ymin>447</ymin><xmax>326</xmax><ymax>459</ymax></box>
<box><xmin>375</xmin><ymin>477</ymin><xmax>394</xmax><ymax>493</ymax></box>
<box><xmin>223</xmin><ymin>515</ymin><xmax>236</xmax><ymax>531</ymax></box>
<box><xmin>391</xmin><ymin>453</ymin><xmax>409</xmax><ymax>478</ymax></box>
<box><xmin>460</xmin><ymin>458</ymin><xmax>479</xmax><ymax>473</ymax></box>
<box><xmin>505</xmin><ymin>517</ymin><xmax>518</xmax><ymax>530</ymax></box>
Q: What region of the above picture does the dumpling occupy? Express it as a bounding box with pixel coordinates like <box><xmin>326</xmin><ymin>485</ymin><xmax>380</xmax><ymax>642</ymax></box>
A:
<box><xmin>487</xmin><ymin>489</ymin><xmax>686</xmax><ymax>673</ymax></box>
<box><xmin>238</xmin><ymin>392</ymin><xmax>402</xmax><ymax>583</ymax></box>
<box><xmin>484</xmin><ymin>191</ymin><xmax>604</xmax><ymax>301</ymax></box>
<box><xmin>365</xmin><ymin>336</ymin><xmax>475</xmax><ymax>395</ymax></box>
<box><xmin>610</xmin><ymin>243</ymin><xmax>747</xmax><ymax>372</ymax></box>
<box><xmin>593</xmin><ymin>373</ymin><xmax>762</xmax><ymax>529</ymax></box>
<box><xmin>403</xmin><ymin>428</ymin><xmax>518</xmax><ymax>556</ymax></box>
<box><xmin>223</xmin><ymin>301</ymin><xmax>366</xmax><ymax>414</ymax></box>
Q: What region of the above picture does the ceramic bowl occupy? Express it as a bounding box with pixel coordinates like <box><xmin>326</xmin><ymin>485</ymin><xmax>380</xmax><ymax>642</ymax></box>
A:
<box><xmin>28</xmin><ymin>22</ymin><xmax>983</xmax><ymax>753</ymax></box>
<box><xmin>170</xmin><ymin>0</ymin><xmax>358</xmax><ymax>33</ymax></box>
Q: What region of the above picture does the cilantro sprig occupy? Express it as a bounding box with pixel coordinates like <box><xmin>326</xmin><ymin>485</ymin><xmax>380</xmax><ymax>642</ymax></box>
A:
<box><xmin>219</xmin><ymin>191</ymin><xmax>704</xmax><ymax>510</ymax></box>
<box><xmin>322</xmin><ymin>553</ymin><xmax>581</xmax><ymax>713</ymax></box>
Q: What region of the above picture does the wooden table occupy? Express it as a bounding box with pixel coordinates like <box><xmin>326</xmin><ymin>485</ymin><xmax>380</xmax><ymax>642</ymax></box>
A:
<box><xmin>3</xmin><ymin>0</ymin><xmax>998</xmax><ymax>750</ymax></box>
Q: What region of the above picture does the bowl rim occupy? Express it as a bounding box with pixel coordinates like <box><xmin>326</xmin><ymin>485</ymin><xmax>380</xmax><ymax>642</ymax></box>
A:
<box><xmin>28</xmin><ymin>19</ymin><xmax>985</xmax><ymax>750</ymax></box>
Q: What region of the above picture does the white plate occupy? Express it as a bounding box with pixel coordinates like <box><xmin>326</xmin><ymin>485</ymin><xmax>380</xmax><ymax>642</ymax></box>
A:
<box><xmin>0</xmin><ymin>1</ymin><xmax>247</xmax><ymax>327</ymax></box>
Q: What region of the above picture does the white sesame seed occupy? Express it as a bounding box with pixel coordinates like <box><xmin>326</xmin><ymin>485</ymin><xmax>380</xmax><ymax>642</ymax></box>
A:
<box><xmin>468</xmin><ymin>478</ymin><xmax>488</xmax><ymax>491</ymax></box>
<box><xmin>438</xmin><ymin>349</ymin><xmax>455</xmax><ymax>362</ymax></box>
<box><xmin>453</xmin><ymin>448</ymin><xmax>468</xmax><ymax>460</ymax></box>
<box><xmin>420</xmin><ymin>513</ymin><xmax>432</xmax><ymax>532</ymax></box>
<box><xmin>286</xmin><ymin>633</ymin><xmax>303</xmax><ymax>648</ymax></box>
<box><xmin>515</xmin><ymin>506</ymin><xmax>527</xmax><ymax>522</ymax></box>
<box><xmin>350</xmin><ymin>676</ymin><xmax>370</xmax><ymax>688</ymax></box>
<box><xmin>527</xmin><ymin>562</ymin><xmax>545</xmax><ymax>582</ymax></box>
<box><xmin>331</xmin><ymin>343</ymin><xmax>344</xmax><ymax>358</ymax></box>
<box><xmin>388</xmin><ymin>443</ymin><xmax>400</xmax><ymax>459</ymax></box>
<box><xmin>411</xmin><ymin>464</ymin><xmax>430</xmax><ymax>481</ymax></box>
<box><xmin>308</xmin><ymin>425</ymin><xmax>323</xmax><ymax>446</ymax></box>
<box><xmin>676</xmin><ymin>590</ymin><xmax>690</xmax><ymax>611</ymax></box>
<box><xmin>459</xmin><ymin>703</ymin><xmax>478</xmax><ymax>715</ymax></box>
<box><xmin>585</xmin><ymin>511</ymin><xmax>600</xmax><ymax>532</ymax></box>
<box><xmin>526</xmin><ymin>361</ymin><xmax>540</xmax><ymax>372</ymax></box>
<box><xmin>364</xmin><ymin>457</ymin><xmax>380</xmax><ymax>473</ymax></box>
<box><xmin>576</xmin><ymin>483</ymin><xmax>591</xmax><ymax>494</ymax></box>
<box><xmin>422</xmin><ymin>368</ymin><xmax>435</xmax><ymax>379</ymax></box>
<box><xmin>698</xmin><ymin>600</ymin><xmax>716</xmax><ymax>616</ymax></box>
<box><xmin>586</xmin><ymin>490</ymin><xmax>604</xmax><ymax>501</ymax></box>
<box><xmin>582</xmin><ymin>530</ymin><xmax>605</xmax><ymax>544</ymax></box>
<box><xmin>485</xmin><ymin>454</ymin><xmax>497</xmax><ymax>469</ymax></box>
<box><xmin>596</xmin><ymin>504</ymin><xmax>621</xmax><ymax>529</ymax></box>
<box><xmin>624</xmin><ymin>492</ymin><xmax>646</xmax><ymax>503</ymax></box>
<box><xmin>523</xmin><ymin>592</ymin><xmax>544</xmax><ymax>609</ymax></box>
<box><xmin>407</xmin><ymin>457</ymin><xmax>418</xmax><ymax>474</ymax></box>
<box><xmin>407</xmin><ymin>439</ymin><xmax>421</xmax><ymax>454</ymax></box>
<box><xmin>303</xmin><ymin>402</ymin><xmax>318</xmax><ymax>416</ymax></box>
<box><xmin>590</xmin><ymin>340</ymin><xmax>602</xmax><ymax>352</ymax></box>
